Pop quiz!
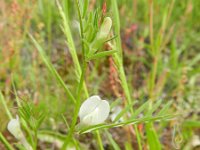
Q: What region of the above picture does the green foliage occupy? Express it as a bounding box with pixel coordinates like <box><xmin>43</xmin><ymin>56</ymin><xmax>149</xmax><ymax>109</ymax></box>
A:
<box><xmin>0</xmin><ymin>0</ymin><xmax>200</xmax><ymax>149</ymax></box>
<box><xmin>19</xmin><ymin>101</ymin><xmax>46</xmax><ymax>131</ymax></box>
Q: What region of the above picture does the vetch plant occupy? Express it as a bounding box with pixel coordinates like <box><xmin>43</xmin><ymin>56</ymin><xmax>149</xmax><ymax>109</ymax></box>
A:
<box><xmin>79</xmin><ymin>95</ymin><xmax>110</xmax><ymax>126</ymax></box>
<box><xmin>27</xmin><ymin>1</ymin><xmax>178</xmax><ymax>150</ymax></box>
<box><xmin>0</xmin><ymin>0</ymin><xmax>198</xmax><ymax>149</ymax></box>
<box><xmin>7</xmin><ymin>116</ymin><xmax>33</xmax><ymax>150</ymax></box>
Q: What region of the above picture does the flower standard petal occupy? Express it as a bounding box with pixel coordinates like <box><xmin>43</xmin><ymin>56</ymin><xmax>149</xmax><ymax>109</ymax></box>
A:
<box><xmin>79</xmin><ymin>96</ymin><xmax>110</xmax><ymax>126</ymax></box>
<box><xmin>7</xmin><ymin>116</ymin><xmax>23</xmax><ymax>140</ymax></box>
<box><xmin>79</xmin><ymin>95</ymin><xmax>101</xmax><ymax>121</ymax></box>
<box><xmin>90</xmin><ymin>100</ymin><xmax>110</xmax><ymax>125</ymax></box>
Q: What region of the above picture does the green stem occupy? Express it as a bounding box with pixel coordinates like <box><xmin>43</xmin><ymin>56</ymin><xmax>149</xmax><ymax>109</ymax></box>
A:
<box><xmin>0</xmin><ymin>91</ymin><xmax>12</xmax><ymax>119</ymax></box>
<box><xmin>134</xmin><ymin>125</ymin><xmax>142</xmax><ymax>150</ymax></box>
<box><xmin>56</xmin><ymin>0</ymin><xmax>88</xmax><ymax>98</ymax></box>
<box><xmin>74</xmin><ymin>1</ymin><xmax>105</xmax><ymax>149</ymax></box>
<box><xmin>61</xmin><ymin>1</ymin><xmax>88</xmax><ymax>145</ymax></box>
<box><xmin>34</xmin><ymin>130</ymin><xmax>38</xmax><ymax>150</ymax></box>
<box><xmin>96</xmin><ymin>131</ymin><xmax>104</xmax><ymax>150</ymax></box>
<box><xmin>61</xmin><ymin>62</ymin><xmax>87</xmax><ymax>149</ymax></box>
<box><xmin>117</xmin><ymin>57</ymin><xmax>142</xmax><ymax>150</ymax></box>
<box><xmin>111</xmin><ymin>0</ymin><xmax>142</xmax><ymax>148</ymax></box>
<box><xmin>118</xmin><ymin>60</ymin><xmax>132</xmax><ymax>108</ymax></box>
<box><xmin>0</xmin><ymin>133</ymin><xmax>15</xmax><ymax>150</ymax></box>
<box><xmin>149</xmin><ymin>57</ymin><xmax>158</xmax><ymax>100</ymax></box>
<box><xmin>21</xmin><ymin>119</ymin><xmax>35</xmax><ymax>149</ymax></box>
<box><xmin>47</xmin><ymin>1</ymin><xmax>52</xmax><ymax>52</ymax></box>
<box><xmin>146</xmin><ymin>1</ymin><xmax>162</xmax><ymax>150</ymax></box>
<box><xmin>75</xmin><ymin>0</ymin><xmax>85</xmax><ymax>57</ymax></box>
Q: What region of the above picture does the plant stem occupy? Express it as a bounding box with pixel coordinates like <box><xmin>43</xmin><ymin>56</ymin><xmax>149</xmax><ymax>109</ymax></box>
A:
<box><xmin>148</xmin><ymin>0</ymin><xmax>157</xmax><ymax>100</ymax></box>
<box><xmin>96</xmin><ymin>131</ymin><xmax>104</xmax><ymax>150</ymax></box>
<box><xmin>47</xmin><ymin>1</ymin><xmax>52</xmax><ymax>52</ymax></box>
<box><xmin>0</xmin><ymin>133</ymin><xmax>15</xmax><ymax>150</ymax></box>
<box><xmin>75</xmin><ymin>0</ymin><xmax>85</xmax><ymax>58</ymax></box>
<box><xmin>56</xmin><ymin>0</ymin><xmax>88</xmax><ymax>97</ymax></box>
<box><xmin>149</xmin><ymin>0</ymin><xmax>154</xmax><ymax>46</ymax></box>
<box><xmin>117</xmin><ymin>55</ymin><xmax>142</xmax><ymax>150</ymax></box>
<box><xmin>134</xmin><ymin>125</ymin><xmax>142</xmax><ymax>150</ymax></box>
<box><xmin>149</xmin><ymin>57</ymin><xmax>158</xmax><ymax>100</ymax></box>
<box><xmin>146</xmin><ymin>1</ymin><xmax>162</xmax><ymax>150</ymax></box>
<box><xmin>61</xmin><ymin>1</ymin><xmax>88</xmax><ymax>146</ymax></box>
<box><xmin>34</xmin><ymin>130</ymin><xmax>38</xmax><ymax>150</ymax></box>
<box><xmin>111</xmin><ymin>0</ymin><xmax>142</xmax><ymax>149</ymax></box>
<box><xmin>0</xmin><ymin>91</ymin><xmax>12</xmax><ymax>119</ymax></box>
<box><xmin>62</xmin><ymin>61</ymin><xmax>87</xmax><ymax>149</ymax></box>
<box><xmin>75</xmin><ymin>1</ymin><xmax>104</xmax><ymax>149</ymax></box>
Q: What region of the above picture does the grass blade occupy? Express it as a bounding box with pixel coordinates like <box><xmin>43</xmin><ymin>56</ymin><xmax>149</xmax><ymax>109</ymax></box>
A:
<box><xmin>157</xmin><ymin>100</ymin><xmax>173</xmax><ymax>116</ymax></box>
<box><xmin>183</xmin><ymin>120</ymin><xmax>200</xmax><ymax>128</ymax></box>
<box><xmin>29</xmin><ymin>34</ymin><xmax>76</xmax><ymax>104</ymax></box>
<box><xmin>57</xmin><ymin>0</ymin><xmax>88</xmax><ymax>97</ymax></box>
<box><xmin>78</xmin><ymin>114</ymin><xmax>175</xmax><ymax>134</ymax></box>
<box><xmin>113</xmin><ymin>102</ymin><xmax>135</xmax><ymax>122</ymax></box>
<box><xmin>0</xmin><ymin>133</ymin><xmax>15</xmax><ymax>150</ymax></box>
<box><xmin>147</xmin><ymin>99</ymin><xmax>163</xmax><ymax>116</ymax></box>
<box><xmin>131</xmin><ymin>101</ymin><xmax>150</xmax><ymax>119</ymax></box>
<box><xmin>146</xmin><ymin>123</ymin><xmax>161</xmax><ymax>150</ymax></box>
<box><xmin>105</xmin><ymin>130</ymin><xmax>121</xmax><ymax>150</ymax></box>
<box><xmin>0</xmin><ymin>91</ymin><xmax>12</xmax><ymax>119</ymax></box>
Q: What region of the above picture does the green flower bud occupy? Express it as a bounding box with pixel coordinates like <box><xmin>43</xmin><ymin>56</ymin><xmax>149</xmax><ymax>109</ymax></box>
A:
<box><xmin>90</xmin><ymin>17</ymin><xmax>112</xmax><ymax>54</ymax></box>
<box><xmin>97</xmin><ymin>17</ymin><xmax>112</xmax><ymax>41</ymax></box>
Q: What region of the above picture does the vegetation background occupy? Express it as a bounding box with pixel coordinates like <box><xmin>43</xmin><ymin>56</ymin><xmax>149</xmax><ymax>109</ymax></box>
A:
<box><xmin>0</xmin><ymin>0</ymin><xmax>199</xmax><ymax>150</ymax></box>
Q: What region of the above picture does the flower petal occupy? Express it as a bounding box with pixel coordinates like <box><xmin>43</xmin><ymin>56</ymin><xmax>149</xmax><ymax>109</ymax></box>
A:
<box><xmin>82</xmin><ymin>100</ymin><xmax>110</xmax><ymax>125</ymax></box>
<box><xmin>79</xmin><ymin>95</ymin><xmax>101</xmax><ymax>121</ymax></box>
<box><xmin>7</xmin><ymin>116</ymin><xmax>23</xmax><ymax>140</ymax></box>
